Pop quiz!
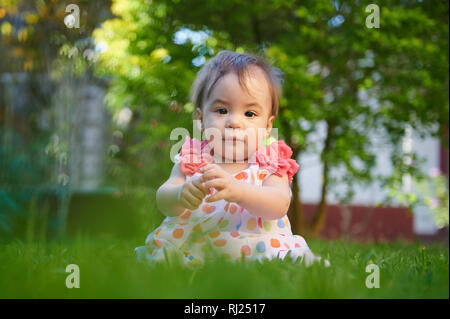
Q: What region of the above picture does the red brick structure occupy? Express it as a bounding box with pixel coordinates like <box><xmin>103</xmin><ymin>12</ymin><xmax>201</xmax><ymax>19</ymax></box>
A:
<box><xmin>302</xmin><ymin>204</ymin><xmax>415</xmax><ymax>242</ymax></box>
<box><xmin>302</xmin><ymin>204</ymin><xmax>448</xmax><ymax>244</ymax></box>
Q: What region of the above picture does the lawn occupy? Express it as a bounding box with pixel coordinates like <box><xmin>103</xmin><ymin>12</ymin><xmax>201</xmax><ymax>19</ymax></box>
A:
<box><xmin>0</xmin><ymin>236</ymin><xmax>448</xmax><ymax>299</ymax></box>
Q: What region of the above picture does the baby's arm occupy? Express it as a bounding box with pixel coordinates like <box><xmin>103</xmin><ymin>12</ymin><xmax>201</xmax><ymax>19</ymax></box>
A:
<box><xmin>201</xmin><ymin>163</ymin><xmax>291</xmax><ymax>220</ymax></box>
<box><xmin>232</xmin><ymin>174</ymin><xmax>291</xmax><ymax>220</ymax></box>
<box><xmin>156</xmin><ymin>161</ymin><xmax>186</xmax><ymax>217</ymax></box>
<box><xmin>156</xmin><ymin>161</ymin><xmax>208</xmax><ymax>217</ymax></box>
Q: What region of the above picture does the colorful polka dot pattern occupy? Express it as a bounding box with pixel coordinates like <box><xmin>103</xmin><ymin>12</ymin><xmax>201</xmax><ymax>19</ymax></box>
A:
<box><xmin>140</xmin><ymin>149</ymin><xmax>318</xmax><ymax>267</ymax></box>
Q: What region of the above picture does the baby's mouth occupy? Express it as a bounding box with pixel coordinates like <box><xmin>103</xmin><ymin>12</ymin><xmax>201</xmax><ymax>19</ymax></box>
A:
<box><xmin>223</xmin><ymin>136</ymin><xmax>244</xmax><ymax>142</ymax></box>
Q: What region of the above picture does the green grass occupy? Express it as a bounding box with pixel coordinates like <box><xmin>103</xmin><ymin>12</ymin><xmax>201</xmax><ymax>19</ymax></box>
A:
<box><xmin>0</xmin><ymin>236</ymin><xmax>448</xmax><ymax>298</ymax></box>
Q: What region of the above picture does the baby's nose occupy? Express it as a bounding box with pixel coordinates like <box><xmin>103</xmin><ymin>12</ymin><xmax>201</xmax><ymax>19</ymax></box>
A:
<box><xmin>225</xmin><ymin>115</ymin><xmax>243</xmax><ymax>129</ymax></box>
<box><xmin>226</xmin><ymin>122</ymin><xmax>241</xmax><ymax>129</ymax></box>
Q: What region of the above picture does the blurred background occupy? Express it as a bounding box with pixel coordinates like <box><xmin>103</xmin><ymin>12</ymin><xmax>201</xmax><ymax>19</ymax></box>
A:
<box><xmin>0</xmin><ymin>0</ymin><xmax>448</xmax><ymax>245</ymax></box>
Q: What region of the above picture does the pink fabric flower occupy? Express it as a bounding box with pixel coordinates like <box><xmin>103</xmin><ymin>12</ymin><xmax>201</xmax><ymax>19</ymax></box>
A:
<box><xmin>179</xmin><ymin>136</ymin><xmax>213</xmax><ymax>176</ymax></box>
<box><xmin>286</xmin><ymin>158</ymin><xmax>300</xmax><ymax>184</ymax></box>
<box><xmin>254</xmin><ymin>144</ymin><xmax>279</xmax><ymax>173</ymax></box>
<box><xmin>251</xmin><ymin>140</ymin><xmax>300</xmax><ymax>184</ymax></box>
<box><xmin>274</xmin><ymin>158</ymin><xmax>291</xmax><ymax>178</ymax></box>
<box><xmin>277</xmin><ymin>140</ymin><xmax>293</xmax><ymax>159</ymax></box>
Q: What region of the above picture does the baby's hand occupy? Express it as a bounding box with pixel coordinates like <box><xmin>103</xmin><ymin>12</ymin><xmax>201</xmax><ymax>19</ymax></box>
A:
<box><xmin>200</xmin><ymin>164</ymin><xmax>240</xmax><ymax>203</ymax></box>
<box><xmin>178</xmin><ymin>175</ymin><xmax>209</xmax><ymax>210</ymax></box>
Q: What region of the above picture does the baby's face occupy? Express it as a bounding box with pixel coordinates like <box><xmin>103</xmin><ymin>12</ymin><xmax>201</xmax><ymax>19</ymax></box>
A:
<box><xmin>198</xmin><ymin>66</ymin><xmax>275</xmax><ymax>162</ymax></box>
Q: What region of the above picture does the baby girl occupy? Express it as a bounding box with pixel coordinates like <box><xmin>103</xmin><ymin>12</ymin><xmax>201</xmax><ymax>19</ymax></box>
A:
<box><xmin>135</xmin><ymin>50</ymin><xmax>329</xmax><ymax>268</ymax></box>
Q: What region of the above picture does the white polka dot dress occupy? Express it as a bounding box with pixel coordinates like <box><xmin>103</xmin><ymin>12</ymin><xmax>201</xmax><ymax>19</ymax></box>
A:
<box><xmin>135</xmin><ymin>137</ymin><xmax>330</xmax><ymax>268</ymax></box>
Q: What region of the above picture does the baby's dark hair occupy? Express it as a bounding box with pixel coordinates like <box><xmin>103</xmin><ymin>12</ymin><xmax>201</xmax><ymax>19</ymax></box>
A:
<box><xmin>189</xmin><ymin>50</ymin><xmax>285</xmax><ymax>118</ymax></box>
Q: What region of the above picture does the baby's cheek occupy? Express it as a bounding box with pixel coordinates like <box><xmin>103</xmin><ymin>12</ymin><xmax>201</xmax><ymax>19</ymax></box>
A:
<box><xmin>246</xmin><ymin>131</ymin><xmax>260</xmax><ymax>147</ymax></box>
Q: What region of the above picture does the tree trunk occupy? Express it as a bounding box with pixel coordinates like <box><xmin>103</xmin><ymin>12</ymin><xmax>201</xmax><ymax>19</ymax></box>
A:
<box><xmin>280</xmin><ymin>115</ymin><xmax>308</xmax><ymax>236</ymax></box>
<box><xmin>288</xmin><ymin>148</ymin><xmax>307</xmax><ymax>235</ymax></box>
<box><xmin>310</xmin><ymin>122</ymin><xmax>334</xmax><ymax>237</ymax></box>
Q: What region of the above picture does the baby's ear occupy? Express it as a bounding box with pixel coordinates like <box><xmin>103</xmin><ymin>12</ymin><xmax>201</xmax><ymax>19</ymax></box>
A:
<box><xmin>266</xmin><ymin>115</ymin><xmax>275</xmax><ymax>132</ymax></box>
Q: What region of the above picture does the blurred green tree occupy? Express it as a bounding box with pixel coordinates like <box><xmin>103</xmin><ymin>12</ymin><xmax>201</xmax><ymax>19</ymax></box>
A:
<box><xmin>91</xmin><ymin>0</ymin><xmax>447</xmax><ymax>237</ymax></box>
<box><xmin>0</xmin><ymin>0</ymin><xmax>113</xmax><ymax>237</ymax></box>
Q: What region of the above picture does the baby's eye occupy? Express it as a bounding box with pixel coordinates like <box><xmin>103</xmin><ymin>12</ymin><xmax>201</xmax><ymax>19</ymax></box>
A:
<box><xmin>245</xmin><ymin>111</ymin><xmax>256</xmax><ymax>117</ymax></box>
<box><xmin>216</xmin><ymin>108</ymin><xmax>228</xmax><ymax>114</ymax></box>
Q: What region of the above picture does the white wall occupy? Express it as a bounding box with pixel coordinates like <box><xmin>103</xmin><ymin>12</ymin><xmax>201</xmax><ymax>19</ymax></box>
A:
<box><xmin>409</xmin><ymin>125</ymin><xmax>441</xmax><ymax>235</ymax></box>
<box><xmin>297</xmin><ymin>121</ymin><xmax>441</xmax><ymax>235</ymax></box>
